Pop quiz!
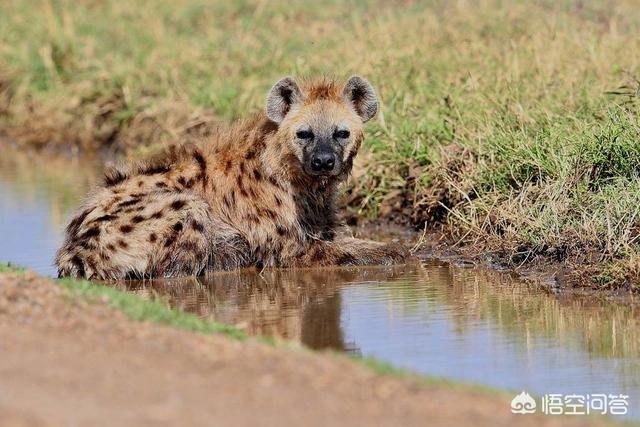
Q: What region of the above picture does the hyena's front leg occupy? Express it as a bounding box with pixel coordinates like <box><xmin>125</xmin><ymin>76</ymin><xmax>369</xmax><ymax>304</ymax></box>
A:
<box><xmin>297</xmin><ymin>237</ymin><xmax>409</xmax><ymax>267</ymax></box>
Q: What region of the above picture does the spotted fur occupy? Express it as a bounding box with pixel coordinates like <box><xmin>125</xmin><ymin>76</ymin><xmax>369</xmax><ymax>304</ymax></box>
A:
<box><xmin>55</xmin><ymin>76</ymin><xmax>408</xmax><ymax>279</ymax></box>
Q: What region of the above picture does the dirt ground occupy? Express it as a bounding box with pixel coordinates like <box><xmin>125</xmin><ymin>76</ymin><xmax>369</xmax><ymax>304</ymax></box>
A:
<box><xmin>0</xmin><ymin>272</ymin><xmax>617</xmax><ymax>427</ymax></box>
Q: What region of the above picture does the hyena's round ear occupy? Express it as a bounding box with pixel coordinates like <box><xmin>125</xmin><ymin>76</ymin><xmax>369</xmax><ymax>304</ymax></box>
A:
<box><xmin>266</xmin><ymin>76</ymin><xmax>304</xmax><ymax>124</ymax></box>
<box><xmin>342</xmin><ymin>75</ymin><xmax>378</xmax><ymax>123</ymax></box>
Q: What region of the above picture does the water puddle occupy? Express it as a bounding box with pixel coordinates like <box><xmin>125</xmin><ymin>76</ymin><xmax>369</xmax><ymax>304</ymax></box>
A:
<box><xmin>1</xmin><ymin>147</ymin><xmax>639</xmax><ymax>418</ymax></box>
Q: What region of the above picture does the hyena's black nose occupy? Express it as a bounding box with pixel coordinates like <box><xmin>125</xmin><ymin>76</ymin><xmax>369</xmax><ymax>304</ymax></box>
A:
<box><xmin>311</xmin><ymin>152</ymin><xmax>336</xmax><ymax>172</ymax></box>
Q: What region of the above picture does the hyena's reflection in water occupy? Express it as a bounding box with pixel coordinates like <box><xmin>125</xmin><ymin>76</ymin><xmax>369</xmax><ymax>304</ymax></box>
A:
<box><xmin>123</xmin><ymin>263</ymin><xmax>424</xmax><ymax>350</ymax></box>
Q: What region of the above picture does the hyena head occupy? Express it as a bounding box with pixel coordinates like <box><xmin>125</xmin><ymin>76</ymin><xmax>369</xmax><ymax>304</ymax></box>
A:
<box><xmin>266</xmin><ymin>75</ymin><xmax>378</xmax><ymax>179</ymax></box>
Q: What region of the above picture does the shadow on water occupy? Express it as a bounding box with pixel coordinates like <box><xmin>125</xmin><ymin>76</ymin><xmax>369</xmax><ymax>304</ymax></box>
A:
<box><xmin>0</xmin><ymin>146</ymin><xmax>639</xmax><ymax>417</ymax></box>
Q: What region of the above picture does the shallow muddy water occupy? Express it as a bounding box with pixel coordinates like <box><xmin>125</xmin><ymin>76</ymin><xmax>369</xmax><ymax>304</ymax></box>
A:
<box><xmin>1</xmin><ymin>148</ymin><xmax>639</xmax><ymax>418</ymax></box>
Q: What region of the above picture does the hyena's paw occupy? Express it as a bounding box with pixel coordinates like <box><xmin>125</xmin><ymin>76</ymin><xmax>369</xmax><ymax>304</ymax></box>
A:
<box><xmin>336</xmin><ymin>238</ymin><xmax>410</xmax><ymax>266</ymax></box>
<box><xmin>360</xmin><ymin>242</ymin><xmax>410</xmax><ymax>266</ymax></box>
<box><xmin>378</xmin><ymin>242</ymin><xmax>410</xmax><ymax>264</ymax></box>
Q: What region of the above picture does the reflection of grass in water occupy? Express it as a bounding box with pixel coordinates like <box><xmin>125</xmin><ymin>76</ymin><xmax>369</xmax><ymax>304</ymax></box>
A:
<box><xmin>0</xmin><ymin>148</ymin><xmax>101</xmax><ymax>225</ymax></box>
<box><xmin>377</xmin><ymin>265</ymin><xmax>640</xmax><ymax>360</ymax></box>
<box><xmin>464</xmin><ymin>280</ymin><xmax>639</xmax><ymax>360</ymax></box>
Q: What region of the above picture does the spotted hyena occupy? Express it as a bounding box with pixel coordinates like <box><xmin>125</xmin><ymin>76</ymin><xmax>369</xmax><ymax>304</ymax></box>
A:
<box><xmin>55</xmin><ymin>76</ymin><xmax>409</xmax><ymax>279</ymax></box>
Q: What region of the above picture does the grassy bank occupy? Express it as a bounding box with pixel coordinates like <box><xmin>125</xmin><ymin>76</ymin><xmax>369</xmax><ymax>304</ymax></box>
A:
<box><xmin>1</xmin><ymin>0</ymin><xmax>640</xmax><ymax>290</ymax></box>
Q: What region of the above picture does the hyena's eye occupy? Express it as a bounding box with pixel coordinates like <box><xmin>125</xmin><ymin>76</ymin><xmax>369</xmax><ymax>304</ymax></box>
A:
<box><xmin>296</xmin><ymin>130</ymin><xmax>314</xmax><ymax>140</ymax></box>
<box><xmin>334</xmin><ymin>129</ymin><xmax>350</xmax><ymax>139</ymax></box>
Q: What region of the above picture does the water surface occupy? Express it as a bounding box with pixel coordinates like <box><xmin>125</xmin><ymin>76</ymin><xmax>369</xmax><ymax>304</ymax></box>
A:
<box><xmin>0</xmin><ymin>148</ymin><xmax>638</xmax><ymax>418</ymax></box>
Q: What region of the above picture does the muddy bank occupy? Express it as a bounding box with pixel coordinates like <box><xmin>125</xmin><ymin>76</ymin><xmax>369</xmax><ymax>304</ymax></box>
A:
<box><xmin>410</xmin><ymin>234</ymin><xmax>640</xmax><ymax>301</ymax></box>
<box><xmin>0</xmin><ymin>269</ymin><xmax>620</xmax><ymax>427</ymax></box>
<box><xmin>352</xmin><ymin>221</ymin><xmax>637</xmax><ymax>301</ymax></box>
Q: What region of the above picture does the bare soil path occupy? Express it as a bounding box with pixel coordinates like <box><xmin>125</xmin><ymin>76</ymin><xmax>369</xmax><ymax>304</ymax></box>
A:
<box><xmin>0</xmin><ymin>272</ymin><xmax>615</xmax><ymax>427</ymax></box>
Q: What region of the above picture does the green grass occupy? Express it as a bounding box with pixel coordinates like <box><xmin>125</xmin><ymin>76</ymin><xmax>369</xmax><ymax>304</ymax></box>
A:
<box><xmin>1</xmin><ymin>0</ymin><xmax>640</xmax><ymax>289</ymax></box>
<box><xmin>0</xmin><ymin>263</ymin><xmax>26</xmax><ymax>274</ymax></box>
<box><xmin>58</xmin><ymin>277</ymin><xmax>247</xmax><ymax>340</ymax></box>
